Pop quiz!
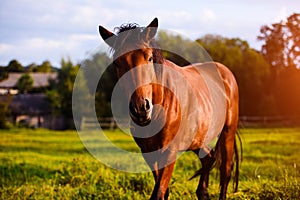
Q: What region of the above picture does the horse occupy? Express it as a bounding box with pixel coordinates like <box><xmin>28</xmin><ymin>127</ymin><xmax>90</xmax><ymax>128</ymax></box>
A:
<box><xmin>99</xmin><ymin>18</ymin><xmax>240</xmax><ymax>200</ymax></box>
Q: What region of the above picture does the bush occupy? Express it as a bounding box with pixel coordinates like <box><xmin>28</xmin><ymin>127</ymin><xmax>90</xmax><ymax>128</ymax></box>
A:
<box><xmin>0</xmin><ymin>102</ymin><xmax>11</xmax><ymax>129</ymax></box>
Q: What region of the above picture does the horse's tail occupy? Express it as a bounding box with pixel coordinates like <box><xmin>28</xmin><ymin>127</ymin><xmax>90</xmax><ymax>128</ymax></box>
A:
<box><xmin>189</xmin><ymin>130</ymin><xmax>242</xmax><ymax>192</ymax></box>
<box><xmin>233</xmin><ymin>130</ymin><xmax>242</xmax><ymax>192</ymax></box>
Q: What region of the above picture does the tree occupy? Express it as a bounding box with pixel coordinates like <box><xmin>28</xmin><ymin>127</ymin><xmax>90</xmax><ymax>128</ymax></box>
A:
<box><xmin>7</xmin><ymin>59</ymin><xmax>23</xmax><ymax>72</ymax></box>
<box><xmin>258</xmin><ymin>13</ymin><xmax>300</xmax><ymax>69</ymax></box>
<box><xmin>197</xmin><ymin>35</ymin><xmax>272</xmax><ymax>116</ymax></box>
<box><xmin>0</xmin><ymin>67</ymin><xmax>8</xmax><ymax>81</ymax></box>
<box><xmin>72</xmin><ymin>68</ymin><xmax>92</xmax><ymax>128</ymax></box>
<box><xmin>47</xmin><ymin>58</ymin><xmax>79</xmax><ymax>128</ymax></box>
<box><xmin>157</xmin><ymin>31</ymin><xmax>207</xmax><ymax>66</ymax></box>
<box><xmin>58</xmin><ymin>59</ymin><xmax>79</xmax><ymax>119</ymax></box>
<box><xmin>34</xmin><ymin>60</ymin><xmax>53</xmax><ymax>72</ymax></box>
<box><xmin>16</xmin><ymin>73</ymin><xmax>34</xmax><ymax>94</ymax></box>
<box><xmin>0</xmin><ymin>95</ymin><xmax>12</xmax><ymax>129</ymax></box>
<box><xmin>25</xmin><ymin>63</ymin><xmax>37</xmax><ymax>72</ymax></box>
<box><xmin>46</xmin><ymin>90</ymin><xmax>61</xmax><ymax>116</ymax></box>
<box><xmin>81</xmin><ymin>52</ymin><xmax>118</xmax><ymax>118</ymax></box>
<box><xmin>258</xmin><ymin>13</ymin><xmax>300</xmax><ymax>117</ymax></box>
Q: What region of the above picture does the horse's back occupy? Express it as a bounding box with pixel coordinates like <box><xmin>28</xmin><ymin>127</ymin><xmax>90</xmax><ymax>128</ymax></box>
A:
<box><xmin>187</xmin><ymin>62</ymin><xmax>238</xmax><ymax>114</ymax></box>
<box><xmin>181</xmin><ymin>62</ymin><xmax>238</xmax><ymax>148</ymax></box>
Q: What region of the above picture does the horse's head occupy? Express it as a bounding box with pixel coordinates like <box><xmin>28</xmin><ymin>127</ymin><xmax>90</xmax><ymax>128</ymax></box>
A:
<box><xmin>99</xmin><ymin>18</ymin><xmax>162</xmax><ymax>126</ymax></box>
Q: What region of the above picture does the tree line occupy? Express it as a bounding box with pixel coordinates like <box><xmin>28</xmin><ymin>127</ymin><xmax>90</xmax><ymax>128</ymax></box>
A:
<box><xmin>1</xmin><ymin>13</ymin><xmax>299</xmax><ymax>129</ymax></box>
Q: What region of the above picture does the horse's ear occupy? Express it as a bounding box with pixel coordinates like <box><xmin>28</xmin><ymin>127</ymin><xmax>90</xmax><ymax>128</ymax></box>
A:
<box><xmin>142</xmin><ymin>17</ymin><xmax>158</xmax><ymax>41</ymax></box>
<box><xmin>99</xmin><ymin>25</ymin><xmax>116</xmax><ymax>47</ymax></box>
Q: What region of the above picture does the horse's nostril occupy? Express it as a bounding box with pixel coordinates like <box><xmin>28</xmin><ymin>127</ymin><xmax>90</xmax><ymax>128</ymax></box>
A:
<box><xmin>145</xmin><ymin>99</ymin><xmax>151</xmax><ymax>111</ymax></box>
<box><xmin>129</xmin><ymin>98</ymin><xmax>151</xmax><ymax>117</ymax></box>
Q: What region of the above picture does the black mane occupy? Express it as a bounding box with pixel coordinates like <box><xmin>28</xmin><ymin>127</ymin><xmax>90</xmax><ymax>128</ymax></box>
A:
<box><xmin>115</xmin><ymin>23</ymin><xmax>140</xmax><ymax>33</ymax></box>
<box><xmin>112</xmin><ymin>23</ymin><xmax>164</xmax><ymax>64</ymax></box>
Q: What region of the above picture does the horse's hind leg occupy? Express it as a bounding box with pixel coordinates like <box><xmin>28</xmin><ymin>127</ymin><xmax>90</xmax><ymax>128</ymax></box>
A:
<box><xmin>218</xmin><ymin>125</ymin><xmax>236</xmax><ymax>200</ymax></box>
<box><xmin>193</xmin><ymin>149</ymin><xmax>215</xmax><ymax>200</ymax></box>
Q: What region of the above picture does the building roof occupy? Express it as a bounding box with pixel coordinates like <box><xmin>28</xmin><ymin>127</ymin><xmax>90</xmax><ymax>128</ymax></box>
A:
<box><xmin>0</xmin><ymin>73</ymin><xmax>57</xmax><ymax>88</ymax></box>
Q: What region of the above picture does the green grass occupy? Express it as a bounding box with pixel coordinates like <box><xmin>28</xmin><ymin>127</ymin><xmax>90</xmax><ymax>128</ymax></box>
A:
<box><xmin>0</xmin><ymin>128</ymin><xmax>299</xmax><ymax>199</ymax></box>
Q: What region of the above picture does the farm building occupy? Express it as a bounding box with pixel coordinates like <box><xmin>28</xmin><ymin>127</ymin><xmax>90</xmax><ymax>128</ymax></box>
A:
<box><xmin>0</xmin><ymin>72</ymin><xmax>66</xmax><ymax>129</ymax></box>
<box><xmin>7</xmin><ymin>94</ymin><xmax>66</xmax><ymax>129</ymax></box>
<box><xmin>0</xmin><ymin>72</ymin><xmax>57</xmax><ymax>94</ymax></box>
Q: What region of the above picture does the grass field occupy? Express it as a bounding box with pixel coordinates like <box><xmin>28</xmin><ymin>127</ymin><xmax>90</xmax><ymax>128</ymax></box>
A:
<box><xmin>0</xmin><ymin>128</ymin><xmax>299</xmax><ymax>199</ymax></box>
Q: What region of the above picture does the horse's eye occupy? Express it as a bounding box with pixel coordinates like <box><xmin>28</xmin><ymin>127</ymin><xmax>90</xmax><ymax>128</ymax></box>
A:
<box><xmin>148</xmin><ymin>56</ymin><xmax>153</xmax><ymax>62</ymax></box>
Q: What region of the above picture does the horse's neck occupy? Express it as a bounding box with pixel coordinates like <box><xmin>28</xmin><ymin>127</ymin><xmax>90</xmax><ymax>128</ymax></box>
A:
<box><xmin>163</xmin><ymin>59</ymin><xmax>178</xmax><ymax>69</ymax></box>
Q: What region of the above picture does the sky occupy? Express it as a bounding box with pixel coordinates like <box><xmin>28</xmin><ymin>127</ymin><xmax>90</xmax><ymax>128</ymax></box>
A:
<box><xmin>0</xmin><ymin>0</ymin><xmax>299</xmax><ymax>67</ymax></box>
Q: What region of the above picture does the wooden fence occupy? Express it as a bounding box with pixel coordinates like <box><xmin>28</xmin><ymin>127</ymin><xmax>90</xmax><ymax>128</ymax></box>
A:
<box><xmin>80</xmin><ymin>117</ymin><xmax>129</xmax><ymax>130</ymax></box>
<box><xmin>239</xmin><ymin>116</ymin><xmax>300</xmax><ymax>127</ymax></box>
<box><xmin>81</xmin><ymin>116</ymin><xmax>300</xmax><ymax>130</ymax></box>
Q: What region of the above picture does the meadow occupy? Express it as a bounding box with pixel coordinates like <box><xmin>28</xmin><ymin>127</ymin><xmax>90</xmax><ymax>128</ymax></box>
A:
<box><xmin>0</xmin><ymin>128</ymin><xmax>299</xmax><ymax>199</ymax></box>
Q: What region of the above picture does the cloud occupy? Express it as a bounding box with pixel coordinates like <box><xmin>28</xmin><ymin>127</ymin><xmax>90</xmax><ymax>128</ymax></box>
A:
<box><xmin>274</xmin><ymin>6</ymin><xmax>288</xmax><ymax>22</ymax></box>
<box><xmin>0</xmin><ymin>44</ymin><xmax>14</xmax><ymax>53</ymax></box>
<box><xmin>201</xmin><ymin>8</ymin><xmax>217</xmax><ymax>22</ymax></box>
<box><xmin>0</xmin><ymin>0</ymin><xmax>108</xmax><ymax>66</ymax></box>
<box><xmin>1</xmin><ymin>0</ymin><xmax>299</xmax><ymax>66</ymax></box>
<box><xmin>0</xmin><ymin>32</ymin><xmax>100</xmax><ymax>67</ymax></box>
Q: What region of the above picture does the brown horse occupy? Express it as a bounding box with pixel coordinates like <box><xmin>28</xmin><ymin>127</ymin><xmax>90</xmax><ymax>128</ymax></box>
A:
<box><xmin>99</xmin><ymin>18</ymin><xmax>240</xmax><ymax>200</ymax></box>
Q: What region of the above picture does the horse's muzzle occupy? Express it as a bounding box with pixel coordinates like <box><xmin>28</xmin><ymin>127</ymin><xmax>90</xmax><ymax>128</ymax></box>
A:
<box><xmin>129</xmin><ymin>98</ymin><xmax>152</xmax><ymax>126</ymax></box>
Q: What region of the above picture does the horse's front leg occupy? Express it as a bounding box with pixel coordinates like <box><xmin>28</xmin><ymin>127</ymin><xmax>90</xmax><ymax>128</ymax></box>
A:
<box><xmin>149</xmin><ymin>149</ymin><xmax>177</xmax><ymax>200</ymax></box>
